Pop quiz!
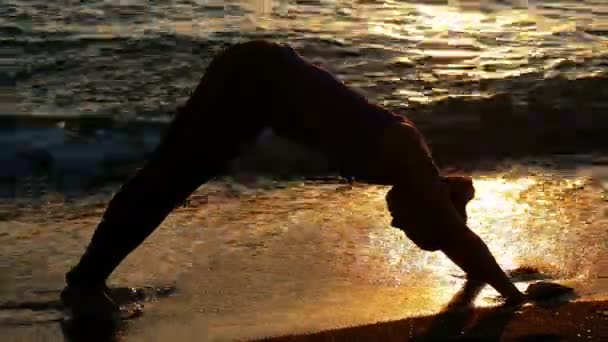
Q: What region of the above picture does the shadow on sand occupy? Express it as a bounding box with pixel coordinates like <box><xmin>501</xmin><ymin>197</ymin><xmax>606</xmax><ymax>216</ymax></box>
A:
<box><xmin>4</xmin><ymin>282</ymin><xmax>604</xmax><ymax>341</ymax></box>
<box><xmin>257</xmin><ymin>282</ymin><xmax>606</xmax><ymax>342</ymax></box>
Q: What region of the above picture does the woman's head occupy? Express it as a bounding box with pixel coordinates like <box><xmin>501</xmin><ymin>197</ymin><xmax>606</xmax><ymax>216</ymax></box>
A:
<box><xmin>386</xmin><ymin>175</ymin><xmax>475</xmax><ymax>227</ymax></box>
<box><xmin>385</xmin><ymin>176</ymin><xmax>475</xmax><ymax>251</ymax></box>
<box><xmin>442</xmin><ymin>175</ymin><xmax>475</xmax><ymax>222</ymax></box>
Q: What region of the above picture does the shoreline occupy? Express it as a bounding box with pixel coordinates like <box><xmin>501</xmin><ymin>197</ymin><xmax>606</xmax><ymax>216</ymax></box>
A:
<box><xmin>1</xmin><ymin>107</ymin><xmax>608</xmax><ymax>193</ymax></box>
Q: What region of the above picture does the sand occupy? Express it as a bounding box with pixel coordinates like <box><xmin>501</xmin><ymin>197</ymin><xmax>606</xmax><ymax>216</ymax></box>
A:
<box><xmin>2</xmin><ymin>164</ymin><xmax>607</xmax><ymax>341</ymax></box>
<box><xmin>256</xmin><ymin>300</ymin><xmax>608</xmax><ymax>342</ymax></box>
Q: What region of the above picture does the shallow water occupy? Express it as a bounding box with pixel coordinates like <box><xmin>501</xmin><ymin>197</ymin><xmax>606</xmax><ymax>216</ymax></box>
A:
<box><xmin>1</xmin><ymin>162</ymin><xmax>607</xmax><ymax>340</ymax></box>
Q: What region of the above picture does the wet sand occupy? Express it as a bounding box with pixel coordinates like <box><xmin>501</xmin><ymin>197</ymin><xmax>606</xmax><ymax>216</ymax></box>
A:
<box><xmin>1</xmin><ymin>161</ymin><xmax>607</xmax><ymax>341</ymax></box>
<box><xmin>256</xmin><ymin>300</ymin><xmax>608</xmax><ymax>342</ymax></box>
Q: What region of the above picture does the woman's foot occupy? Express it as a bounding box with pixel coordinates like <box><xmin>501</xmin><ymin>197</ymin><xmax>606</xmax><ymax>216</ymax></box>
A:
<box><xmin>503</xmin><ymin>292</ymin><xmax>528</xmax><ymax>308</ymax></box>
<box><xmin>60</xmin><ymin>283</ymin><xmax>120</xmax><ymax>321</ymax></box>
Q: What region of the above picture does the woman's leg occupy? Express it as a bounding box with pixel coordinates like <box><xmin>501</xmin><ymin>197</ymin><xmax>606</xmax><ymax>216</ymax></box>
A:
<box><xmin>64</xmin><ymin>44</ymin><xmax>269</xmax><ymax>293</ymax></box>
<box><xmin>63</xmin><ymin>39</ymin><xmax>397</xmax><ymax>301</ymax></box>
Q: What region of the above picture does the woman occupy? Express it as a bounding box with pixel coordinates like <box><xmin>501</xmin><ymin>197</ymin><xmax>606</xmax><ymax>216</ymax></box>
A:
<box><xmin>62</xmin><ymin>41</ymin><xmax>527</xmax><ymax>318</ymax></box>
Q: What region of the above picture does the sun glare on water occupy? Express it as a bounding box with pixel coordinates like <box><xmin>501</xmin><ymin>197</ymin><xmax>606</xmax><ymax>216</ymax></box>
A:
<box><xmin>415</xmin><ymin>4</ymin><xmax>486</xmax><ymax>33</ymax></box>
<box><xmin>466</xmin><ymin>177</ymin><xmax>537</xmax><ymax>270</ymax></box>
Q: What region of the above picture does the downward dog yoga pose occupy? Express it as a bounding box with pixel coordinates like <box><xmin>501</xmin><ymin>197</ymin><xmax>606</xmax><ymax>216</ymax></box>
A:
<box><xmin>62</xmin><ymin>41</ymin><xmax>527</xmax><ymax>316</ymax></box>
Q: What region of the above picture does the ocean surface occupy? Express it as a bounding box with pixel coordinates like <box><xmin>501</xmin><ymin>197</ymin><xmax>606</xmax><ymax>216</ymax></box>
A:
<box><xmin>3</xmin><ymin>0</ymin><xmax>608</xmax><ymax>183</ymax></box>
<box><xmin>1</xmin><ymin>1</ymin><xmax>608</xmax><ymax>341</ymax></box>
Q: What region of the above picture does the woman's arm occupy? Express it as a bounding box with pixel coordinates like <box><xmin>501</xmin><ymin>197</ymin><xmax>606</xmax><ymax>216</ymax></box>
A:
<box><xmin>438</xmin><ymin>214</ymin><xmax>527</xmax><ymax>304</ymax></box>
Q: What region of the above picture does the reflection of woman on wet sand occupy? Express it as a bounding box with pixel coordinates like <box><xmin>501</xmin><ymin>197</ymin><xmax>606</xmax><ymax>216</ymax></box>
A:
<box><xmin>62</xmin><ymin>40</ymin><xmax>531</xmax><ymax>318</ymax></box>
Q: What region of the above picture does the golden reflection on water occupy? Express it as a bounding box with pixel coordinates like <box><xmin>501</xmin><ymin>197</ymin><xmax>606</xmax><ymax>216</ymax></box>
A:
<box><xmin>22</xmin><ymin>0</ymin><xmax>608</xmax><ymax>116</ymax></box>
<box><xmin>358</xmin><ymin>171</ymin><xmax>603</xmax><ymax>309</ymax></box>
<box><xmin>415</xmin><ymin>4</ymin><xmax>486</xmax><ymax>33</ymax></box>
<box><xmin>467</xmin><ymin>177</ymin><xmax>537</xmax><ymax>270</ymax></box>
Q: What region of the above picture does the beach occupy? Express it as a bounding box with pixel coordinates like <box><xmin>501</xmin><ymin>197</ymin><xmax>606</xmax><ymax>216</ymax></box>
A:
<box><xmin>2</xmin><ymin>0</ymin><xmax>608</xmax><ymax>341</ymax></box>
